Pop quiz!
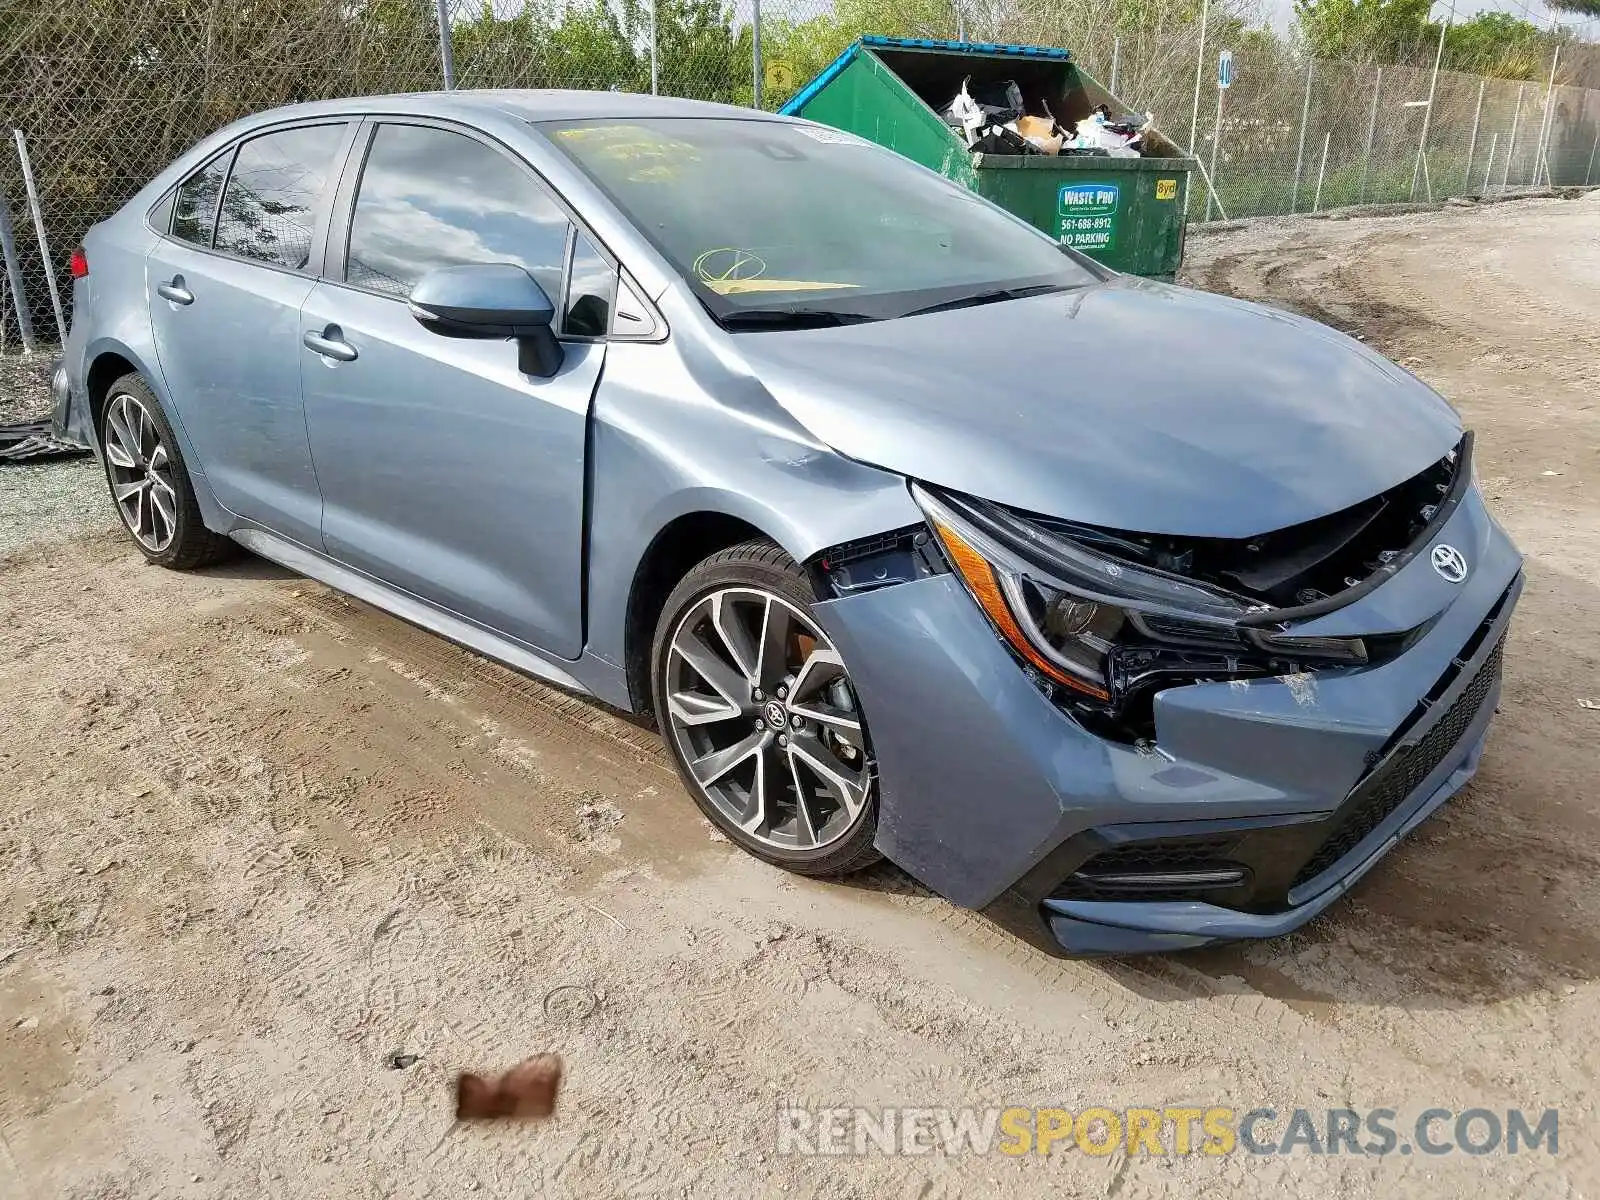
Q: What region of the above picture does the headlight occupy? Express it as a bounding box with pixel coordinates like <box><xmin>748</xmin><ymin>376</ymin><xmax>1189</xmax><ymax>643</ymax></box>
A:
<box><xmin>913</xmin><ymin>485</ymin><xmax>1364</xmax><ymax>710</ymax></box>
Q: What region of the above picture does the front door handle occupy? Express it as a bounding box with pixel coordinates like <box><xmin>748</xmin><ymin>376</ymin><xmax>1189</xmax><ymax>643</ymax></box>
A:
<box><xmin>156</xmin><ymin>277</ymin><xmax>194</xmax><ymax>305</ymax></box>
<box><xmin>303</xmin><ymin>326</ymin><xmax>358</xmax><ymax>363</ymax></box>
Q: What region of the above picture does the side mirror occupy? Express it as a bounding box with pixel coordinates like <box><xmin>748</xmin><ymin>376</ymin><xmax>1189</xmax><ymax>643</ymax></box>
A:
<box><xmin>408</xmin><ymin>263</ymin><xmax>564</xmax><ymax>378</ymax></box>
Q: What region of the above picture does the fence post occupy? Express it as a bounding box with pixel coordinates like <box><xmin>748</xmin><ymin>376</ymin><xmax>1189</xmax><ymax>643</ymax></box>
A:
<box><xmin>12</xmin><ymin>130</ymin><xmax>65</xmax><ymax>345</ymax></box>
<box><xmin>752</xmin><ymin>0</ymin><xmax>763</xmax><ymax>110</ymax></box>
<box><xmin>1503</xmin><ymin>84</ymin><xmax>1524</xmax><ymax>191</ymax></box>
<box><xmin>1188</xmin><ymin>0</ymin><xmax>1210</xmax><ymax>157</ymax></box>
<box><xmin>435</xmin><ymin>0</ymin><xmax>455</xmax><ymax>90</ymax></box>
<box><xmin>1290</xmin><ymin>60</ymin><xmax>1313</xmax><ymax>213</ymax></box>
<box><xmin>1205</xmin><ymin>82</ymin><xmax>1224</xmax><ymax>221</ymax></box>
<box><xmin>0</xmin><ymin>199</ymin><xmax>37</xmax><ymax>354</ymax></box>
<box><xmin>1410</xmin><ymin>0</ymin><xmax>1451</xmax><ymax>201</ymax></box>
<box><xmin>1533</xmin><ymin>45</ymin><xmax>1560</xmax><ymax>186</ymax></box>
<box><xmin>1481</xmin><ymin>131</ymin><xmax>1498</xmax><ymax>194</ymax></box>
<box><xmin>1313</xmin><ymin>131</ymin><xmax>1331</xmax><ymax>212</ymax></box>
<box><xmin>1360</xmin><ymin>67</ymin><xmax>1381</xmax><ymax>203</ymax></box>
<box><xmin>1588</xmin><ymin>126</ymin><xmax>1599</xmax><ymax>186</ymax></box>
<box><xmin>1464</xmin><ymin>78</ymin><xmax>1485</xmax><ymax>194</ymax></box>
<box><xmin>650</xmin><ymin>0</ymin><xmax>659</xmax><ymax>95</ymax></box>
<box><xmin>1109</xmin><ymin>36</ymin><xmax>1121</xmax><ymax>97</ymax></box>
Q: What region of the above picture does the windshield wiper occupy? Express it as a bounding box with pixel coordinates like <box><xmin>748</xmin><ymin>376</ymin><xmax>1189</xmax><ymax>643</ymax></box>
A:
<box><xmin>898</xmin><ymin>283</ymin><xmax>1075</xmax><ymax>319</ymax></box>
<box><xmin>718</xmin><ymin>307</ymin><xmax>879</xmax><ymax>330</ymax></box>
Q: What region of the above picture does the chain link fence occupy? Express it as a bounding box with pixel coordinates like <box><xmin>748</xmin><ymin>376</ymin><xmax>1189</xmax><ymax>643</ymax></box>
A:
<box><xmin>1</xmin><ymin>0</ymin><xmax>1598</xmax><ymax>351</ymax></box>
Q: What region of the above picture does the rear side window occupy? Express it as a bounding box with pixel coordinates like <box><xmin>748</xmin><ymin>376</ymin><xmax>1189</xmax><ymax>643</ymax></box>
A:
<box><xmin>214</xmin><ymin>123</ymin><xmax>347</xmax><ymax>271</ymax></box>
<box><xmin>171</xmin><ymin>155</ymin><xmax>229</xmax><ymax>246</ymax></box>
<box><xmin>345</xmin><ymin>123</ymin><xmax>569</xmax><ymax>302</ymax></box>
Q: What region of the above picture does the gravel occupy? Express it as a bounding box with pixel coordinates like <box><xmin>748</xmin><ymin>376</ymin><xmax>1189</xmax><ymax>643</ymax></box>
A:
<box><xmin>0</xmin><ymin>457</ymin><xmax>114</xmax><ymax>558</ymax></box>
<box><xmin>0</xmin><ymin>351</ymin><xmax>56</xmax><ymax>426</ymax></box>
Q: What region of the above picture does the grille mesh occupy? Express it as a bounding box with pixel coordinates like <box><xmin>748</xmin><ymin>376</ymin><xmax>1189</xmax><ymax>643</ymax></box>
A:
<box><xmin>1292</xmin><ymin>632</ymin><xmax>1505</xmax><ymax>889</ymax></box>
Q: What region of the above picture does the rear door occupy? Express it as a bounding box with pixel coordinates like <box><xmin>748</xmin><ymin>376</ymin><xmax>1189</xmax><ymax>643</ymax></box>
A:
<box><xmin>299</xmin><ymin>119</ymin><xmax>613</xmax><ymax>660</ymax></box>
<box><xmin>146</xmin><ymin>120</ymin><xmax>354</xmax><ymax>547</ymax></box>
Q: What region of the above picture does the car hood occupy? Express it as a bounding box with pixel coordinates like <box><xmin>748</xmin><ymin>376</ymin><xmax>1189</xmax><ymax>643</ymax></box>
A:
<box><xmin>731</xmin><ymin>278</ymin><xmax>1463</xmax><ymax>538</ymax></box>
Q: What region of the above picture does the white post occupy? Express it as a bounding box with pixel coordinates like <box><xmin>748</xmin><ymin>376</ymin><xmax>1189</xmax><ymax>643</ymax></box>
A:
<box><xmin>1410</xmin><ymin>0</ymin><xmax>1451</xmax><ymax>201</ymax></box>
<box><xmin>1205</xmin><ymin>83</ymin><xmax>1224</xmax><ymax>221</ymax></box>
<box><xmin>435</xmin><ymin>0</ymin><xmax>455</xmax><ymax>90</ymax></box>
<box><xmin>650</xmin><ymin>0</ymin><xmax>659</xmax><ymax>95</ymax></box>
<box><xmin>1463</xmin><ymin>78</ymin><xmax>1485</xmax><ymax>193</ymax></box>
<box><xmin>1532</xmin><ymin>44</ymin><xmax>1560</xmax><ymax>187</ymax></box>
<box><xmin>1587</xmin><ymin>126</ymin><xmax>1599</xmax><ymax>186</ymax></box>
<box><xmin>1360</xmin><ymin>67</ymin><xmax>1382</xmax><ymax>202</ymax></box>
<box><xmin>1109</xmin><ymin>35</ymin><xmax>1121</xmax><ymax>97</ymax></box>
<box><xmin>12</xmin><ymin>129</ymin><xmax>65</xmax><ymax>344</ymax></box>
<box><xmin>1313</xmin><ymin>130</ymin><xmax>1331</xmax><ymax>212</ymax></box>
<box><xmin>1290</xmin><ymin>60</ymin><xmax>1313</xmax><ymax>213</ymax></box>
<box><xmin>1481</xmin><ymin>131</ymin><xmax>1497</xmax><ymax>193</ymax></box>
<box><xmin>1503</xmin><ymin>83</ymin><xmax>1524</xmax><ymax>191</ymax></box>
<box><xmin>0</xmin><ymin>200</ymin><xmax>37</xmax><ymax>354</ymax></box>
<box><xmin>1188</xmin><ymin>0</ymin><xmax>1210</xmax><ymax>156</ymax></box>
<box><xmin>752</xmin><ymin>0</ymin><xmax>763</xmax><ymax>109</ymax></box>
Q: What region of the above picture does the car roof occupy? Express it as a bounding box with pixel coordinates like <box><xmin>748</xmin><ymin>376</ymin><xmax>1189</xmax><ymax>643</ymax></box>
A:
<box><xmin>238</xmin><ymin>89</ymin><xmax>793</xmax><ymax>127</ymax></box>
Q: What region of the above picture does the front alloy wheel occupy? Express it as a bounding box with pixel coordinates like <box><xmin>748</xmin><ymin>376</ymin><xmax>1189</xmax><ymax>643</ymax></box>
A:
<box><xmin>653</xmin><ymin>541</ymin><xmax>881</xmax><ymax>875</ymax></box>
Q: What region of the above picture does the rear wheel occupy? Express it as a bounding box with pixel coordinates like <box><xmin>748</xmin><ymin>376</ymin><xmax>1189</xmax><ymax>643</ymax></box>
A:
<box><xmin>99</xmin><ymin>373</ymin><xmax>233</xmax><ymax>569</ymax></box>
<box><xmin>651</xmin><ymin>540</ymin><xmax>881</xmax><ymax>876</ymax></box>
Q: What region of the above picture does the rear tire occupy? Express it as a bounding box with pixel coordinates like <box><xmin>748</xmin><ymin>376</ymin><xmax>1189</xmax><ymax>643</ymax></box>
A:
<box><xmin>98</xmin><ymin>373</ymin><xmax>234</xmax><ymax>570</ymax></box>
<box><xmin>651</xmin><ymin>539</ymin><xmax>881</xmax><ymax>877</ymax></box>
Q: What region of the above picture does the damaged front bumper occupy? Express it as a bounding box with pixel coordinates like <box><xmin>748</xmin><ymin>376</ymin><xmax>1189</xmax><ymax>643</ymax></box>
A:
<box><xmin>812</xmin><ymin>485</ymin><xmax>1522</xmax><ymax>956</ymax></box>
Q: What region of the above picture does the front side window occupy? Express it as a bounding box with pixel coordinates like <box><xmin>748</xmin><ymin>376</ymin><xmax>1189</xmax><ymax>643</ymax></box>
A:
<box><xmin>544</xmin><ymin>118</ymin><xmax>1100</xmax><ymax>326</ymax></box>
<box><xmin>214</xmin><ymin>123</ymin><xmax>347</xmax><ymax>270</ymax></box>
<box><xmin>171</xmin><ymin>154</ymin><xmax>229</xmax><ymax>246</ymax></box>
<box><xmin>346</xmin><ymin>123</ymin><xmax>569</xmax><ymax>302</ymax></box>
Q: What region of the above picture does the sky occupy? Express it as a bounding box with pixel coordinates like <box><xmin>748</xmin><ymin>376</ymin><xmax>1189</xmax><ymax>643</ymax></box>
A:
<box><xmin>1260</xmin><ymin>0</ymin><xmax>1600</xmax><ymax>37</ymax></box>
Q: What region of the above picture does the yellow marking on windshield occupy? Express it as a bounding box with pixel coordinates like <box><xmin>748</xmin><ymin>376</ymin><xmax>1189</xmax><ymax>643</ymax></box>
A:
<box><xmin>703</xmin><ymin>279</ymin><xmax>860</xmax><ymax>295</ymax></box>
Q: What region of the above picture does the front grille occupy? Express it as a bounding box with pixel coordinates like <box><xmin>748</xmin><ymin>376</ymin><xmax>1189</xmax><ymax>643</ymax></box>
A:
<box><xmin>1054</xmin><ymin>836</ymin><xmax>1244</xmax><ymax>902</ymax></box>
<box><xmin>1291</xmin><ymin>632</ymin><xmax>1505</xmax><ymax>889</ymax></box>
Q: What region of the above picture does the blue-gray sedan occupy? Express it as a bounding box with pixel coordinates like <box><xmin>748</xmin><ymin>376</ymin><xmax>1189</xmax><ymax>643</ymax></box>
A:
<box><xmin>52</xmin><ymin>90</ymin><xmax>1521</xmax><ymax>955</ymax></box>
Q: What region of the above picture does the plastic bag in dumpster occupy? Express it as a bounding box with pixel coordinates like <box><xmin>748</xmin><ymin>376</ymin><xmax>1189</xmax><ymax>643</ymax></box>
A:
<box><xmin>1063</xmin><ymin>107</ymin><xmax>1146</xmax><ymax>158</ymax></box>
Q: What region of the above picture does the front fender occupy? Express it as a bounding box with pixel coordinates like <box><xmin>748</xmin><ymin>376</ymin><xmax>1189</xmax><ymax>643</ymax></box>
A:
<box><xmin>584</xmin><ymin>340</ymin><xmax>922</xmax><ymax>680</ymax></box>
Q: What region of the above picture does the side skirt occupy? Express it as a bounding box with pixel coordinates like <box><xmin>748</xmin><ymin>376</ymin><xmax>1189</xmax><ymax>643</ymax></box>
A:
<box><xmin>230</xmin><ymin>527</ymin><xmax>592</xmax><ymax>697</ymax></box>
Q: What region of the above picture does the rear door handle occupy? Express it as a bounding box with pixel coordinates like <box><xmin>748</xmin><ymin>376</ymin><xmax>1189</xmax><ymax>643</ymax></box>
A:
<box><xmin>156</xmin><ymin>277</ymin><xmax>194</xmax><ymax>305</ymax></box>
<box><xmin>303</xmin><ymin>326</ymin><xmax>358</xmax><ymax>363</ymax></box>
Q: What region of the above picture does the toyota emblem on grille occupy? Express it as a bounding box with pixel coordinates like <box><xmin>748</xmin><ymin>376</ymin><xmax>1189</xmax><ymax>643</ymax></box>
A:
<box><xmin>1431</xmin><ymin>543</ymin><xmax>1468</xmax><ymax>583</ymax></box>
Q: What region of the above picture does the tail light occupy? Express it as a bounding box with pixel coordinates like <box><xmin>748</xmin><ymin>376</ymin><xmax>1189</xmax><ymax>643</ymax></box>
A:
<box><xmin>69</xmin><ymin>247</ymin><xmax>88</xmax><ymax>279</ymax></box>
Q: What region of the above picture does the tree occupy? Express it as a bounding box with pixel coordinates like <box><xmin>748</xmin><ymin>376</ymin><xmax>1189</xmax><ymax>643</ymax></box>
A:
<box><xmin>1443</xmin><ymin>11</ymin><xmax>1547</xmax><ymax>79</ymax></box>
<box><xmin>1293</xmin><ymin>0</ymin><xmax>1435</xmax><ymax>64</ymax></box>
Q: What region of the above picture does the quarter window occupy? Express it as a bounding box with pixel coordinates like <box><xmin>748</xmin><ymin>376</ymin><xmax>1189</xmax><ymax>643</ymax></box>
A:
<box><xmin>346</xmin><ymin>123</ymin><xmax>569</xmax><ymax>302</ymax></box>
<box><xmin>214</xmin><ymin>123</ymin><xmax>347</xmax><ymax>270</ymax></box>
<box><xmin>171</xmin><ymin>155</ymin><xmax>229</xmax><ymax>247</ymax></box>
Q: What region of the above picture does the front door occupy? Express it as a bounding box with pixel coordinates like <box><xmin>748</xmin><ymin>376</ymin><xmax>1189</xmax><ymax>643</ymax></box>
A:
<box><xmin>146</xmin><ymin>121</ymin><xmax>351</xmax><ymax>548</ymax></box>
<box><xmin>300</xmin><ymin>120</ymin><xmax>612</xmax><ymax>660</ymax></box>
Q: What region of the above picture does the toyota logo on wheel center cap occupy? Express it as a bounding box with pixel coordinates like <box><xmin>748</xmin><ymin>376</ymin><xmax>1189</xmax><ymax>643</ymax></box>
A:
<box><xmin>764</xmin><ymin>700</ymin><xmax>788</xmax><ymax>730</ymax></box>
<box><xmin>1431</xmin><ymin>543</ymin><xmax>1468</xmax><ymax>583</ymax></box>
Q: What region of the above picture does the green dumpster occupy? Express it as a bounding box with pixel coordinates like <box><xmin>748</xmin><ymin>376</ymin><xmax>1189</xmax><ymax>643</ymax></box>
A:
<box><xmin>778</xmin><ymin>36</ymin><xmax>1194</xmax><ymax>279</ymax></box>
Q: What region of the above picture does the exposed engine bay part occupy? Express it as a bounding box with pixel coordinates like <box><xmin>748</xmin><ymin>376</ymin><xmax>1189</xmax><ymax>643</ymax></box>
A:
<box><xmin>809</xmin><ymin>526</ymin><xmax>947</xmax><ymax>599</ymax></box>
<box><xmin>909</xmin><ymin>438</ymin><xmax>1470</xmax><ymax>741</ymax></box>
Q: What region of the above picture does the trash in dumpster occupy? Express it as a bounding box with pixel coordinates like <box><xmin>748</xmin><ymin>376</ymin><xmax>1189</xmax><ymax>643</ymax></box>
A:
<box><xmin>780</xmin><ymin>37</ymin><xmax>1195</xmax><ymax>277</ymax></box>
<box><xmin>938</xmin><ymin>72</ymin><xmax>1163</xmax><ymax>159</ymax></box>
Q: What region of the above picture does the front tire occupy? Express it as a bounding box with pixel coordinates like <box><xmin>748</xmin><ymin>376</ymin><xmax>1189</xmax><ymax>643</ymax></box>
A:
<box><xmin>651</xmin><ymin>539</ymin><xmax>881</xmax><ymax>876</ymax></box>
<box><xmin>98</xmin><ymin>373</ymin><xmax>233</xmax><ymax>569</ymax></box>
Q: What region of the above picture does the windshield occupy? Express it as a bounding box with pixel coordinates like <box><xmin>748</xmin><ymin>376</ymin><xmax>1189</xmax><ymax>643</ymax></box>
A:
<box><xmin>541</xmin><ymin>117</ymin><xmax>1099</xmax><ymax>327</ymax></box>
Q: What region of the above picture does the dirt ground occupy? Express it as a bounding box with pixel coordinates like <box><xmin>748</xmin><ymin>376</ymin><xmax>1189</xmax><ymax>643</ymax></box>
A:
<box><xmin>2</xmin><ymin>195</ymin><xmax>1598</xmax><ymax>1199</ymax></box>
